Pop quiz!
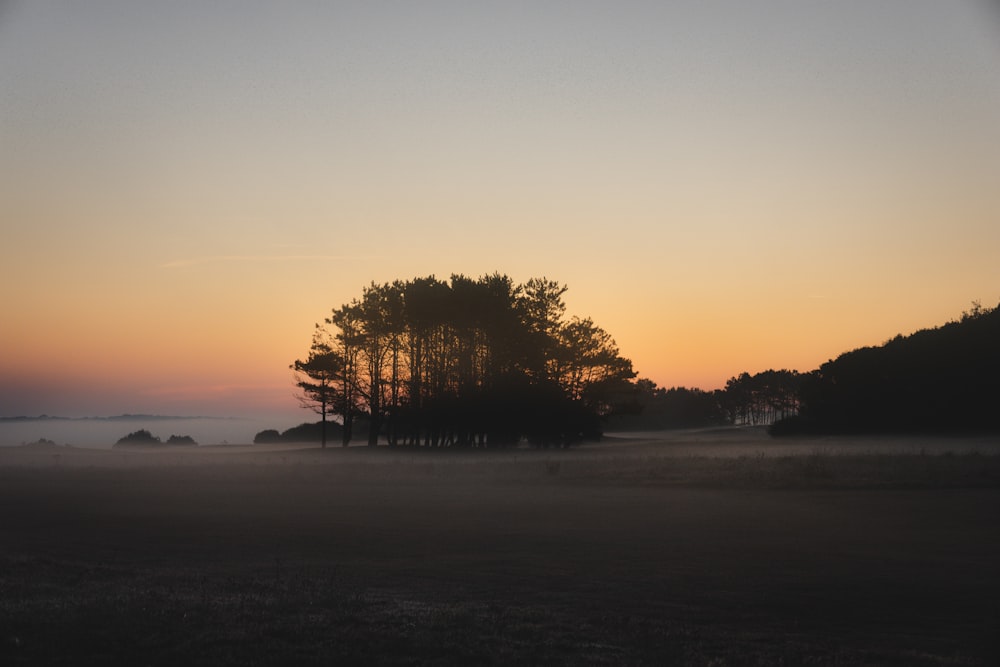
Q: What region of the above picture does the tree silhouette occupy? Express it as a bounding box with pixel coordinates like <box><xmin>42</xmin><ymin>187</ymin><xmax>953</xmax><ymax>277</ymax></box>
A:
<box><xmin>723</xmin><ymin>370</ymin><xmax>802</xmax><ymax>426</ymax></box>
<box><xmin>295</xmin><ymin>274</ymin><xmax>636</xmax><ymax>447</ymax></box>
<box><xmin>773</xmin><ymin>301</ymin><xmax>1000</xmax><ymax>435</ymax></box>
<box><xmin>608</xmin><ymin>371</ymin><xmax>802</xmax><ymax>431</ymax></box>
<box><xmin>291</xmin><ymin>329</ymin><xmax>343</xmax><ymax>448</ymax></box>
<box><xmin>325</xmin><ymin>304</ymin><xmax>365</xmax><ymax>446</ymax></box>
<box><xmin>606</xmin><ymin>380</ymin><xmax>729</xmax><ymax>430</ymax></box>
<box><xmin>114</xmin><ymin>429</ymin><xmax>161</xmax><ymax>447</ymax></box>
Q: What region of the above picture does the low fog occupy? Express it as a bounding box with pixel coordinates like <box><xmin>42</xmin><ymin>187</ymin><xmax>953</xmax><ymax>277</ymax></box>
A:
<box><xmin>2</xmin><ymin>428</ymin><xmax>999</xmax><ymax>665</ymax></box>
<box><xmin>0</xmin><ymin>415</ymin><xmax>300</xmax><ymax>449</ymax></box>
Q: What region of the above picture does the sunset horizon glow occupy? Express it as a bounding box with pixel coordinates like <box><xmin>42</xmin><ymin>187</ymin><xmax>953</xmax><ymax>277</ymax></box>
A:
<box><xmin>2</xmin><ymin>2</ymin><xmax>998</xmax><ymax>424</ymax></box>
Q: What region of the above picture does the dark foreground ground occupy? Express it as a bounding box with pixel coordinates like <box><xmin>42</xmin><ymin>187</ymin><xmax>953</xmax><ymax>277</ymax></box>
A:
<box><xmin>2</xmin><ymin>431</ymin><xmax>999</xmax><ymax>665</ymax></box>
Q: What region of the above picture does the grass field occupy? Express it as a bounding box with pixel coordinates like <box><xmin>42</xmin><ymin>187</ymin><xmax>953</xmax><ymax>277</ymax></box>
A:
<box><xmin>2</xmin><ymin>429</ymin><xmax>999</xmax><ymax>665</ymax></box>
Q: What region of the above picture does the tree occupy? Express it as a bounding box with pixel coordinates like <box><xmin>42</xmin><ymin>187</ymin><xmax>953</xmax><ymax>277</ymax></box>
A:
<box><xmin>291</xmin><ymin>329</ymin><xmax>343</xmax><ymax>448</ymax></box>
<box><xmin>553</xmin><ymin>316</ymin><xmax>636</xmax><ymax>413</ymax></box>
<box><xmin>348</xmin><ymin>282</ymin><xmax>404</xmax><ymax>447</ymax></box>
<box><xmin>326</xmin><ymin>303</ymin><xmax>364</xmax><ymax>446</ymax></box>
<box><xmin>519</xmin><ymin>277</ymin><xmax>568</xmax><ymax>381</ymax></box>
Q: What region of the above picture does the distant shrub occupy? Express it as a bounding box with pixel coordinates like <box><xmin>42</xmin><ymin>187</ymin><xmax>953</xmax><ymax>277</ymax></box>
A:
<box><xmin>253</xmin><ymin>422</ymin><xmax>348</xmax><ymax>444</ymax></box>
<box><xmin>115</xmin><ymin>429</ymin><xmax>161</xmax><ymax>446</ymax></box>
<box><xmin>253</xmin><ymin>429</ymin><xmax>282</xmax><ymax>444</ymax></box>
<box><xmin>22</xmin><ymin>438</ymin><xmax>60</xmax><ymax>448</ymax></box>
<box><xmin>279</xmin><ymin>422</ymin><xmax>328</xmax><ymax>442</ymax></box>
<box><xmin>166</xmin><ymin>434</ymin><xmax>197</xmax><ymax>445</ymax></box>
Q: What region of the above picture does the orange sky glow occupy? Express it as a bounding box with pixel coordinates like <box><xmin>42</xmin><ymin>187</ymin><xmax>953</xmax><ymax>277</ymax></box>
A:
<box><xmin>2</xmin><ymin>2</ymin><xmax>999</xmax><ymax>427</ymax></box>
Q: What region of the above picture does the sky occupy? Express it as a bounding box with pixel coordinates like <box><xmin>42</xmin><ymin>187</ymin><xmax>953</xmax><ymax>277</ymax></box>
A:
<box><xmin>2</xmin><ymin>1</ymin><xmax>999</xmax><ymax>423</ymax></box>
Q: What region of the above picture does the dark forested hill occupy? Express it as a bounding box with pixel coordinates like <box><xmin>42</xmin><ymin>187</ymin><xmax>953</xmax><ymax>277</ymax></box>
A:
<box><xmin>773</xmin><ymin>302</ymin><xmax>1000</xmax><ymax>435</ymax></box>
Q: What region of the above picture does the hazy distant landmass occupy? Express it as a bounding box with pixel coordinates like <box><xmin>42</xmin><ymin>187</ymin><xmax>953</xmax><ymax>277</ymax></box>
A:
<box><xmin>0</xmin><ymin>414</ymin><xmax>222</xmax><ymax>423</ymax></box>
<box><xmin>0</xmin><ymin>414</ymin><xmax>269</xmax><ymax>449</ymax></box>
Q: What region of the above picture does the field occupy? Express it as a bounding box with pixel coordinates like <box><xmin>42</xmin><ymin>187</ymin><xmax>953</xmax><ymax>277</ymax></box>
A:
<box><xmin>2</xmin><ymin>429</ymin><xmax>999</xmax><ymax>665</ymax></box>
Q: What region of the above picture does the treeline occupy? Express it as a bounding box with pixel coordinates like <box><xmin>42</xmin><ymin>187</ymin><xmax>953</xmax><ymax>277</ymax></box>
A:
<box><xmin>293</xmin><ymin>274</ymin><xmax>636</xmax><ymax>447</ymax></box>
<box><xmin>625</xmin><ymin>302</ymin><xmax>1000</xmax><ymax>436</ymax></box>
<box><xmin>254</xmin><ymin>420</ymin><xmax>369</xmax><ymax>444</ymax></box>
<box><xmin>773</xmin><ymin>301</ymin><xmax>1000</xmax><ymax>435</ymax></box>
<box><xmin>607</xmin><ymin>370</ymin><xmax>803</xmax><ymax>431</ymax></box>
<box><xmin>292</xmin><ymin>274</ymin><xmax>997</xmax><ymax>442</ymax></box>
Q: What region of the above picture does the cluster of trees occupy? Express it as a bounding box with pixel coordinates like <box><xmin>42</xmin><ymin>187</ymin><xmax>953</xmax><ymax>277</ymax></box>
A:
<box><xmin>773</xmin><ymin>301</ymin><xmax>1000</xmax><ymax>435</ymax></box>
<box><xmin>607</xmin><ymin>382</ymin><xmax>724</xmax><ymax>430</ymax></box>
<box><xmin>254</xmin><ymin>419</ymin><xmax>370</xmax><ymax>444</ymax></box>
<box><xmin>293</xmin><ymin>274</ymin><xmax>636</xmax><ymax>447</ymax></box>
<box><xmin>294</xmin><ymin>274</ymin><xmax>996</xmax><ymax>443</ymax></box>
<box><xmin>721</xmin><ymin>369</ymin><xmax>803</xmax><ymax>425</ymax></box>
<box><xmin>607</xmin><ymin>370</ymin><xmax>802</xmax><ymax>431</ymax></box>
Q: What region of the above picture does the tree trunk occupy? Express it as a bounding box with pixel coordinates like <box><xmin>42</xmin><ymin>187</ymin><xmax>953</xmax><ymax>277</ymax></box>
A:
<box><xmin>342</xmin><ymin>414</ymin><xmax>352</xmax><ymax>447</ymax></box>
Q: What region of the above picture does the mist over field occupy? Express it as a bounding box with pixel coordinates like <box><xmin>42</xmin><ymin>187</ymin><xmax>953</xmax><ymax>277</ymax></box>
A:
<box><xmin>0</xmin><ymin>415</ymin><xmax>301</xmax><ymax>449</ymax></box>
<box><xmin>5</xmin><ymin>416</ymin><xmax>998</xmax><ymax>457</ymax></box>
<box><xmin>2</xmin><ymin>429</ymin><xmax>999</xmax><ymax>665</ymax></box>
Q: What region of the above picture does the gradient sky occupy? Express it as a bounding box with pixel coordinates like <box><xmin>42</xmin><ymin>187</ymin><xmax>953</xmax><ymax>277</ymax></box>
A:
<box><xmin>2</xmin><ymin>1</ymin><xmax>999</xmax><ymax>421</ymax></box>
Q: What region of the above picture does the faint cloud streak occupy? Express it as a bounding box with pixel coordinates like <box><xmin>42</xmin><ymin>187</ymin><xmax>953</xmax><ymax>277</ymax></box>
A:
<box><xmin>160</xmin><ymin>255</ymin><xmax>374</xmax><ymax>269</ymax></box>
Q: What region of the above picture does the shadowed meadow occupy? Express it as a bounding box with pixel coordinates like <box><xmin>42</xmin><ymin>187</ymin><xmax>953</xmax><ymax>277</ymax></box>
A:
<box><xmin>2</xmin><ymin>428</ymin><xmax>999</xmax><ymax>665</ymax></box>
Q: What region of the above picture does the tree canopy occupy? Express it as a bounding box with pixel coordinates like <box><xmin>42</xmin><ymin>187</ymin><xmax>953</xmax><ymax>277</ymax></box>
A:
<box><xmin>772</xmin><ymin>301</ymin><xmax>1000</xmax><ymax>435</ymax></box>
<box><xmin>294</xmin><ymin>279</ymin><xmax>996</xmax><ymax>443</ymax></box>
<box><xmin>293</xmin><ymin>274</ymin><xmax>636</xmax><ymax>447</ymax></box>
